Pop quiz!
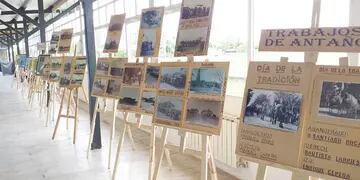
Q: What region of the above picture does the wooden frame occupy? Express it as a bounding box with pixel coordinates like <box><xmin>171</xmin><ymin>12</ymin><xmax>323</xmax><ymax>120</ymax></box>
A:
<box><xmin>174</xmin><ymin>0</ymin><xmax>215</xmax><ymax>57</ymax></box>
<box><xmin>135</xmin><ymin>7</ymin><xmax>165</xmax><ymax>57</ymax></box>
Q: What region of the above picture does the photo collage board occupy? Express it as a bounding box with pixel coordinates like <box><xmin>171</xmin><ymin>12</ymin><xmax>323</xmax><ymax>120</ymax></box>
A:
<box><xmin>59</xmin><ymin>56</ymin><xmax>87</xmax><ymax>88</ymax></box>
<box><xmin>49</xmin><ymin>57</ymin><xmax>63</xmax><ymax>82</ymax></box>
<box><xmin>92</xmin><ymin>58</ymin><xmax>127</xmax><ymax>99</ymax></box>
<box><xmin>103</xmin><ymin>14</ymin><xmax>126</xmax><ymax>53</ymax></box>
<box><xmin>35</xmin><ymin>55</ymin><xmax>51</xmax><ymax>78</ymax></box>
<box><xmin>48</xmin><ymin>31</ymin><xmax>61</xmax><ymax>54</ymax></box>
<box><xmin>57</xmin><ymin>28</ymin><xmax>74</xmax><ymax>54</ymax></box>
<box><xmin>136</xmin><ymin>7</ymin><xmax>164</xmax><ymax>57</ymax></box>
<box><xmin>153</xmin><ymin>61</ymin><xmax>229</xmax><ymax>135</ymax></box>
<box><xmin>174</xmin><ymin>0</ymin><xmax>214</xmax><ymax>57</ymax></box>
<box><xmin>299</xmin><ymin>65</ymin><xmax>360</xmax><ymax>180</ymax></box>
<box><xmin>235</xmin><ymin>61</ymin><xmax>315</xmax><ymax>167</ymax></box>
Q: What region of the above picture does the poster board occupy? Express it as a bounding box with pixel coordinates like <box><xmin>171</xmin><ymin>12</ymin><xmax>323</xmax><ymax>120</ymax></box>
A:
<box><xmin>259</xmin><ymin>27</ymin><xmax>360</xmax><ymax>52</ymax></box>
<box><xmin>135</xmin><ymin>7</ymin><xmax>164</xmax><ymax>57</ymax></box>
<box><xmin>140</xmin><ymin>63</ymin><xmax>160</xmax><ymax>114</ymax></box>
<box><xmin>91</xmin><ymin>58</ymin><xmax>127</xmax><ymax>98</ymax></box>
<box><xmin>35</xmin><ymin>54</ymin><xmax>51</xmax><ymax>77</ymax></box>
<box><xmin>58</xmin><ymin>28</ymin><xmax>73</xmax><ymax>54</ymax></box>
<box><xmin>174</xmin><ymin>0</ymin><xmax>215</xmax><ymax>57</ymax></box>
<box><xmin>48</xmin><ymin>31</ymin><xmax>61</xmax><ymax>54</ymax></box>
<box><xmin>153</xmin><ymin>61</ymin><xmax>229</xmax><ymax>135</ymax></box>
<box><xmin>49</xmin><ymin>57</ymin><xmax>62</xmax><ymax>82</ymax></box>
<box><xmin>29</xmin><ymin>57</ymin><xmax>38</xmax><ymax>74</ymax></box>
<box><xmin>59</xmin><ymin>56</ymin><xmax>86</xmax><ymax>88</ymax></box>
<box><xmin>235</xmin><ymin>61</ymin><xmax>315</xmax><ymax>167</ymax></box>
<box><xmin>103</xmin><ymin>14</ymin><xmax>126</xmax><ymax>53</ymax></box>
<box><xmin>300</xmin><ymin>65</ymin><xmax>360</xmax><ymax>180</ymax></box>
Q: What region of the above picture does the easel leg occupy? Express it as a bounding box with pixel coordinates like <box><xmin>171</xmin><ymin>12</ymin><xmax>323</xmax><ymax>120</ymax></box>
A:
<box><xmin>52</xmin><ymin>88</ymin><xmax>66</xmax><ymax>140</ymax></box>
<box><xmin>108</xmin><ymin>99</ymin><xmax>117</xmax><ymax>169</ymax></box>
<box><xmin>256</xmin><ymin>164</ymin><xmax>267</xmax><ymax>180</ymax></box>
<box><xmin>148</xmin><ymin>126</ymin><xmax>156</xmax><ymax>180</ymax></box>
<box><xmin>164</xmin><ymin>149</ymin><xmax>173</xmax><ymax>171</ymax></box>
<box><xmin>81</xmin><ymin>86</ymin><xmax>89</xmax><ymax>103</ymax></box>
<box><xmin>66</xmin><ymin>89</ymin><xmax>72</xmax><ymax>130</ymax></box>
<box><xmin>73</xmin><ymin>88</ymin><xmax>79</xmax><ymax>144</ymax></box>
<box><xmin>87</xmin><ymin>98</ymin><xmax>99</xmax><ymax>159</ymax></box>
<box><xmin>152</xmin><ymin>127</ymin><xmax>168</xmax><ymax>180</ymax></box>
<box><xmin>201</xmin><ymin>135</ymin><xmax>209</xmax><ymax>180</ymax></box>
<box><xmin>112</xmin><ymin>112</ymin><xmax>129</xmax><ymax>180</ymax></box>
<box><xmin>208</xmin><ymin>140</ymin><xmax>218</xmax><ymax>180</ymax></box>
<box><xmin>126</xmin><ymin>125</ymin><xmax>136</xmax><ymax>151</ymax></box>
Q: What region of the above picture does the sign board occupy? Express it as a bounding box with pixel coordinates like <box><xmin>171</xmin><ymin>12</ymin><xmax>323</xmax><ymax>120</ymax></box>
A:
<box><xmin>103</xmin><ymin>14</ymin><xmax>126</xmax><ymax>53</ymax></box>
<box><xmin>300</xmin><ymin>65</ymin><xmax>360</xmax><ymax>180</ymax></box>
<box><xmin>236</xmin><ymin>61</ymin><xmax>315</xmax><ymax>167</ymax></box>
<box><xmin>58</xmin><ymin>28</ymin><xmax>73</xmax><ymax>54</ymax></box>
<box><xmin>136</xmin><ymin>7</ymin><xmax>164</xmax><ymax>57</ymax></box>
<box><xmin>37</xmin><ymin>42</ymin><xmax>46</xmax><ymax>51</ymax></box>
<box><xmin>259</xmin><ymin>27</ymin><xmax>360</xmax><ymax>52</ymax></box>
<box><xmin>174</xmin><ymin>0</ymin><xmax>215</xmax><ymax>57</ymax></box>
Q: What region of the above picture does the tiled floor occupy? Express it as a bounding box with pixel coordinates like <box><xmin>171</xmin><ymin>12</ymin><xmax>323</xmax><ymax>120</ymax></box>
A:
<box><xmin>0</xmin><ymin>76</ymin><xmax>238</xmax><ymax>180</ymax></box>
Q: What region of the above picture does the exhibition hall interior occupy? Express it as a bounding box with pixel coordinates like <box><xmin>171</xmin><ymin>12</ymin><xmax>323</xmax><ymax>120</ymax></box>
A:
<box><xmin>0</xmin><ymin>0</ymin><xmax>359</xmax><ymax>180</ymax></box>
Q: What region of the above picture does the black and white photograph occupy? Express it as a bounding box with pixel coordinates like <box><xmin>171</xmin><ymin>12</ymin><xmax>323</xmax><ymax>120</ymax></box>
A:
<box><xmin>175</xmin><ymin>27</ymin><xmax>208</xmax><ymax>56</ymax></box>
<box><xmin>96</xmin><ymin>60</ymin><xmax>110</xmax><ymax>76</ymax></box>
<box><xmin>106</xmin><ymin>79</ymin><xmax>122</xmax><ymax>97</ymax></box>
<box><xmin>145</xmin><ymin>66</ymin><xmax>160</xmax><ymax>87</ymax></box>
<box><xmin>318</xmin><ymin>81</ymin><xmax>360</xmax><ymax>120</ymax></box>
<box><xmin>186</xmin><ymin>98</ymin><xmax>221</xmax><ymax>128</ymax></box>
<box><xmin>190</xmin><ymin>68</ymin><xmax>224</xmax><ymax>95</ymax></box>
<box><xmin>110</xmin><ymin>61</ymin><xmax>124</xmax><ymax>77</ymax></box>
<box><xmin>140</xmin><ymin>8</ymin><xmax>164</xmax><ymax>29</ymax></box>
<box><xmin>60</xmin><ymin>75</ymin><xmax>71</xmax><ymax>87</ymax></box>
<box><xmin>119</xmin><ymin>87</ymin><xmax>140</xmax><ymax>106</ymax></box>
<box><xmin>73</xmin><ymin>59</ymin><xmax>87</xmax><ymax>73</ymax></box>
<box><xmin>141</xmin><ymin>91</ymin><xmax>156</xmax><ymax>113</ymax></box>
<box><xmin>156</xmin><ymin>96</ymin><xmax>183</xmax><ymax>121</ymax></box>
<box><xmin>160</xmin><ymin>67</ymin><xmax>187</xmax><ymax>90</ymax></box>
<box><xmin>244</xmin><ymin>89</ymin><xmax>302</xmax><ymax>133</ymax></box>
<box><xmin>181</xmin><ymin>0</ymin><xmax>212</xmax><ymax>20</ymax></box>
<box><xmin>92</xmin><ymin>78</ymin><xmax>108</xmax><ymax>96</ymax></box>
<box><xmin>71</xmin><ymin>74</ymin><xmax>84</xmax><ymax>86</ymax></box>
<box><xmin>63</xmin><ymin>58</ymin><xmax>72</xmax><ymax>75</ymax></box>
<box><xmin>104</xmin><ymin>15</ymin><xmax>125</xmax><ymax>52</ymax></box>
<box><xmin>139</xmin><ymin>29</ymin><xmax>157</xmax><ymax>57</ymax></box>
<box><xmin>123</xmin><ymin>67</ymin><xmax>142</xmax><ymax>86</ymax></box>
<box><xmin>49</xmin><ymin>71</ymin><xmax>60</xmax><ymax>81</ymax></box>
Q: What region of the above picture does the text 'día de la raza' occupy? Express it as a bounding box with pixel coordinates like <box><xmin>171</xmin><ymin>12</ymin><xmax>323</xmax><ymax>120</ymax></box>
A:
<box><xmin>259</xmin><ymin>27</ymin><xmax>360</xmax><ymax>52</ymax></box>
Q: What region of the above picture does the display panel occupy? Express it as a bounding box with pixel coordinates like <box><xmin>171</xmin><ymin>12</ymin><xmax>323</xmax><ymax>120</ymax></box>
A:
<box><xmin>103</xmin><ymin>14</ymin><xmax>126</xmax><ymax>53</ymax></box>
<box><xmin>57</xmin><ymin>28</ymin><xmax>73</xmax><ymax>53</ymax></box>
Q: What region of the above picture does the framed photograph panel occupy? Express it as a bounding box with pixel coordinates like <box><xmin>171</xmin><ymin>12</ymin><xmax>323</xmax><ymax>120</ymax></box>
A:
<box><xmin>103</xmin><ymin>14</ymin><xmax>126</xmax><ymax>53</ymax></box>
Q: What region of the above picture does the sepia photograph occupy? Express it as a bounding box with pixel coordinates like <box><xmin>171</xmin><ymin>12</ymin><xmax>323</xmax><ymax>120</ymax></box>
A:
<box><xmin>110</xmin><ymin>60</ymin><xmax>124</xmax><ymax>77</ymax></box>
<box><xmin>190</xmin><ymin>68</ymin><xmax>224</xmax><ymax>95</ymax></box>
<box><xmin>123</xmin><ymin>67</ymin><xmax>142</xmax><ymax>86</ymax></box>
<box><xmin>106</xmin><ymin>79</ymin><xmax>122</xmax><ymax>97</ymax></box>
<box><xmin>60</xmin><ymin>74</ymin><xmax>71</xmax><ymax>87</ymax></box>
<box><xmin>92</xmin><ymin>78</ymin><xmax>108</xmax><ymax>96</ymax></box>
<box><xmin>145</xmin><ymin>66</ymin><xmax>160</xmax><ymax>87</ymax></box>
<box><xmin>49</xmin><ymin>71</ymin><xmax>60</xmax><ymax>81</ymax></box>
<box><xmin>244</xmin><ymin>89</ymin><xmax>302</xmax><ymax>133</ymax></box>
<box><xmin>119</xmin><ymin>87</ymin><xmax>140</xmax><ymax>106</ymax></box>
<box><xmin>175</xmin><ymin>27</ymin><xmax>209</xmax><ymax>56</ymax></box>
<box><xmin>318</xmin><ymin>81</ymin><xmax>360</xmax><ymax>120</ymax></box>
<box><xmin>160</xmin><ymin>67</ymin><xmax>187</xmax><ymax>90</ymax></box>
<box><xmin>140</xmin><ymin>8</ymin><xmax>164</xmax><ymax>29</ymax></box>
<box><xmin>181</xmin><ymin>0</ymin><xmax>212</xmax><ymax>20</ymax></box>
<box><xmin>60</xmin><ymin>30</ymin><xmax>73</xmax><ymax>40</ymax></box>
<box><xmin>51</xmin><ymin>58</ymin><xmax>62</xmax><ymax>69</ymax></box>
<box><xmin>71</xmin><ymin>74</ymin><xmax>84</xmax><ymax>86</ymax></box>
<box><xmin>96</xmin><ymin>60</ymin><xmax>111</xmax><ymax>76</ymax></box>
<box><xmin>140</xmin><ymin>91</ymin><xmax>156</xmax><ymax>113</ymax></box>
<box><xmin>103</xmin><ymin>15</ymin><xmax>125</xmax><ymax>52</ymax></box>
<box><xmin>186</xmin><ymin>98</ymin><xmax>221</xmax><ymax>128</ymax></box>
<box><xmin>156</xmin><ymin>96</ymin><xmax>183</xmax><ymax>121</ymax></box>
<box><xmin>139</xmin><ymin>29</ymin><xmax>157</xmax><ymax>56</ymax></box>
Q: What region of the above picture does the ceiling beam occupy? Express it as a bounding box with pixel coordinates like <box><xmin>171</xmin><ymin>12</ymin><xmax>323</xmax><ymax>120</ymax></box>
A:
<box><xmin>0</xmin><ymin>9</ymin><xmax>52</xmax><ymax>15</ymax></box>
<box><xmin>0</xmin><ymin>19</ymin><xmax>24</xmax><ymax>36</ymax></box>
<box><xmin>0</xmin><ymin>0</ymin><xmax>40</xmax><ymax>26</ymax></box>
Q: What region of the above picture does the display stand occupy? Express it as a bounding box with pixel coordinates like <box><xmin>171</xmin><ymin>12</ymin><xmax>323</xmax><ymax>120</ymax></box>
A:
<box><xmin>112</xmin><ymin>57</ymin><xmax>173</xmax><ymax>180</ymax></box>
<box><xmin>149</xmin><ymin>56</ymin><xmax>218</xmax><ymax>180</ymax></box>
<box><xmin>52</xmin><ymin>86</ymin><xmax>79</xmax><ymax>144</ymax></box>
<box><xmin>28</xmin><ymin>75</ymin><xmax>44</xmax><ymax>110</ymax></box>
